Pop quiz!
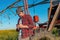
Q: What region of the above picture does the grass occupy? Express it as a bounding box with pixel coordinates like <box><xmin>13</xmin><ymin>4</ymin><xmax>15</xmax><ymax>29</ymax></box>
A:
<box><xmin>0</xmin><ymin>30</ymin><xmax>18</xmax><ymax>40</ymax></box>
<box><xmin>0</xmin><ymin>29</ymin><xmax>60</xmax><ymax>40</ymax></box>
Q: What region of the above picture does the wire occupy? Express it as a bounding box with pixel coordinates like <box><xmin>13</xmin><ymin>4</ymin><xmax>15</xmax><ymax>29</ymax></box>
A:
<box><xmin>9</xmin><ymin>9</ymin><xmax>16</xmax><ymax>16</ymax></box>
<box><xmin>0</xmin><ymin>15</ymin><xmax>3</xmax><ymax>27</ymax></box>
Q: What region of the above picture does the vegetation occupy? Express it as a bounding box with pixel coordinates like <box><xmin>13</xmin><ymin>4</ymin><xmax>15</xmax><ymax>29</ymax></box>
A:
<box><xmin>0</xmin><ymin>30</ymin><xmax>18</xmax><ymax>40</ymax></box>
<box><xmin>0</xmin><ymin>28</ymin><xmax>60</xmax><ymax>40</ymax></box>
<box><xmin>52</xmin><ymin>28</ymin><xmax>58</xmax><ymax>36</ymax></box>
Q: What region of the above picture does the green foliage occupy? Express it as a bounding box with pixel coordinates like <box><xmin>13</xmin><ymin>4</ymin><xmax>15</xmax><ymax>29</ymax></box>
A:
<box><xmin>52</xmin><ymin>28</ymin><xmax>58</xmax><ymax>36</ymax></box>
<box><xmin>0</xmin><ymin>30</ymin><xmax>18</xmax><ymax>40</ymax></box>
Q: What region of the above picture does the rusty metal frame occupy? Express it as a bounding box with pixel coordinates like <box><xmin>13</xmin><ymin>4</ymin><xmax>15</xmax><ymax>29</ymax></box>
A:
<box><xmin>48</xmin><ymin>2</ymin><xmax>60</xmax><ymax>31</ymax></box>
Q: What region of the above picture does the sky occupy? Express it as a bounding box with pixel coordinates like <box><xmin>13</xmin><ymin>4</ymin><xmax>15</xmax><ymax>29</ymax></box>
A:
<box><xmin>0</xmin><ymin>0</ymin><xmax>50</xmax><ymax>30</ymax></box>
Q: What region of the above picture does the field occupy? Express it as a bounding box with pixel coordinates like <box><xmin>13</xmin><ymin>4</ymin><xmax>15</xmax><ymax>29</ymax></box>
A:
<box><xmin>0</xmin><ymin>29</ymin><xmax>60</xmax><ymax>40</ymax></box>
<box><xmin>0</xmin><ymin>30</ymin><xmax>18</xmax><ymax>40</ymax></box>
<box><xmin>0</xmin><ymin>30</ymin><xmax>41</xmax><ymax>40</ymax></box>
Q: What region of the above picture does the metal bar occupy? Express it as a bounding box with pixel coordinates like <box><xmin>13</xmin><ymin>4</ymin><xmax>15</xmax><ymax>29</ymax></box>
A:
<box><xmin>23</xmin><ymin>0</ymin><xmax>29</xmax><ymax>14</ymax></box>
<box><xmin>48</xmin><ymin>0</ymin><xmax>53</xmax><ymax>20</ymax></box>
<box><xmin>0</xmin><ymin>0</ymin><xmax>21</xmax><ymax>14</ymax></box>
